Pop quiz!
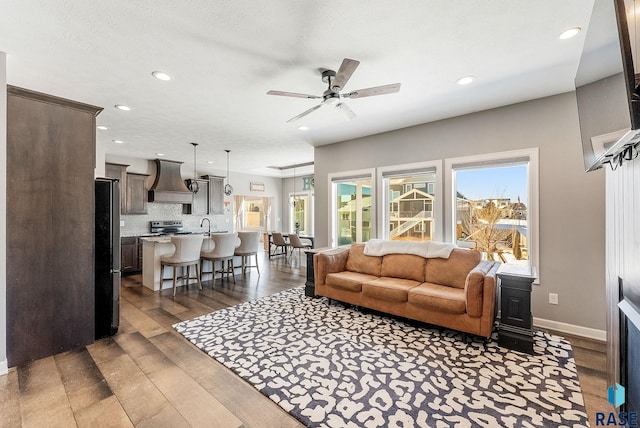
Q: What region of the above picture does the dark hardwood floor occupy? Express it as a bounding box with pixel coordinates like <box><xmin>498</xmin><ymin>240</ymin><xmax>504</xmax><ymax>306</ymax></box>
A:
<box><xmin>0</xmin><ymin>250</ymin><xmax>610</xmax><ymax>427</ymax></box>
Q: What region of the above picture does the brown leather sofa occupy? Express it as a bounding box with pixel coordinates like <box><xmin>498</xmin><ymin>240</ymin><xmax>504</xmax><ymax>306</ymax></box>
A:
<box><xmin>314</xmin><ymin>243</ymin><xmax>500</xmax><ymax>338</ymax></box>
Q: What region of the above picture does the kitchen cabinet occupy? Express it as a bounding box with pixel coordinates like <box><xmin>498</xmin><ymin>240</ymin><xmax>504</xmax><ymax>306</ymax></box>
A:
<box><xmin>105</xmin><ymin>165</ymin><xmax>148</xmax><ymax>215</ymax></box>
<box><xmin>121</xmin><ymin>236</ymin><xmax>141</xmax><ymax>274</ymax></box>
<box><xmin>7</xmin><ymin>86</ymin><xmax>101</xmax><ymax>367</ymax></box>
<box><xmin>182</xmin><ymin>179</ymin><xmax>209</xmax><ymax>215</ymax></box>
<box><xmin>125</xmin><ymin>173</ymin><xmax>149</xmax><ymax>215</ymax></box>
<box><xmin>203</xmin><ymin>175</ymin><xmax>225</xmax><ymax>215</ymax></box>
<box><xmin>105</xmin><ymin>163</ymin><xmax>128</xmax><ymax>214</ymax></box>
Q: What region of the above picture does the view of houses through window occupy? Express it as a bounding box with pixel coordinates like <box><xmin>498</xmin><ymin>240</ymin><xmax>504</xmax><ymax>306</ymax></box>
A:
<box><xmin>454</xmin><ymin>164</ymin><xmax>529</xmax><ymax>266</ymax></box>
<box><xmin>329</xmin><ymin>152</ymin><xmax>534</xmax><ymax>269</ymax></box>
<box><xmin>334</xmin><ymin>179</ymin><xmax>372</xmax><ymax>245</ymax></box>
<box><xmin>384</xmin><ymin>171</ymin><xmax>436</xmax><ymax>241</ymax></box>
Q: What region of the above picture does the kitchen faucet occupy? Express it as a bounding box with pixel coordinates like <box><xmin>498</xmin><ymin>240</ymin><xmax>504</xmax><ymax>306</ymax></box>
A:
<box><xmin>200</xmin><ymin>218</ymin><xmax>211</xmax><ymax>235</ymax></box>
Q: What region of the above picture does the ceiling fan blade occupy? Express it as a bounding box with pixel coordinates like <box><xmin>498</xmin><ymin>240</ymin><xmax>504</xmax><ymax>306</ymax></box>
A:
<box><xmin>344</xmin><ymin>83</ymin><xmax>401</xmax><ymax>99</ymax></box>
<box><xmin>331</xmin><ymin>58</ymin><xmax>360</xmax><ymax>91</ymax></box>
<box><xmin>286</xmin><ymin>104</ymin><xmax>323</xmax><ymax>123</ymax></box>
<box><xmin>267</xmin><ymin>90</ymin><xmax>321</xmax><ymax>99</ymax></box>
<box><xmin>335</xmin><ymin>102</ymin><xmax>356</xmax><ymax>120</ymax></box>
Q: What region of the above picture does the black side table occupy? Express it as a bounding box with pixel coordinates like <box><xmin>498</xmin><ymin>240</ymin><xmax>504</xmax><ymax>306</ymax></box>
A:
<box><xmin>304</xmin><ymin>248</ymin><xmax>330</xmax><ymax>298</ymax></box>
<box><xmin>497</xmin><ymin>264</ymin><xmax>537</xmax><ymax>354</ymax></box>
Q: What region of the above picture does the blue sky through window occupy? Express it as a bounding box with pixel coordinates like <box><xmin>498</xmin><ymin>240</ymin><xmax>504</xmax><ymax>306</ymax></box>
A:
<box><xmin>456</xmin><ymin>165</ymin><xmax>527</xmax><ymax>204</ymax></box>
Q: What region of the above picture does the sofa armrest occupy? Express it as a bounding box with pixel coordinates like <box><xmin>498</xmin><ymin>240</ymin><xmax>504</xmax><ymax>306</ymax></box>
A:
<box><xmin>464</xmin><ymin>260</ymin><xmax>498</xmax><ymax>317</ymax></box>
<box><xmin>314</xmin><ymin>247</ymin><xmax>350</xmax><ymax>286</ymax></box>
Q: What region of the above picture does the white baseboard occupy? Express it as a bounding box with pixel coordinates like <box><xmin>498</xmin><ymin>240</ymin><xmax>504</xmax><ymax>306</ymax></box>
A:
<box><xmin>0</xmin><ymin>359</ymin><xmax>7</xmax><ymax>376</ymax></box>
<box><xmin>533</xmin><ymin>317</ymin><xmax>607</xmax><ymax>342</ymax></box>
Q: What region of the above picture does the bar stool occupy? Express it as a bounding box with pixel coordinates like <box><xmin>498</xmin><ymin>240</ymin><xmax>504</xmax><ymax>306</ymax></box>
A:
<box><xmin>160</xmin><ymin>235</ymin><xmax>205</xmax><ymax>297</ymax></box>
<box><xmin>235</xmin><ymin>231</ymin><xmax>261</xmax><ymax>276</ymax></box>
<box><xmin>201</xmin><ymin>232</ymin><xmax>240</xmax><ymax>284</ymax></box>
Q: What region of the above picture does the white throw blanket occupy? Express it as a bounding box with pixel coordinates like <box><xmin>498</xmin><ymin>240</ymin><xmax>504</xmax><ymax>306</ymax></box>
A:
<box><xmin>363</xmin><ymin>239</ymin><xmax>455</xmax><ymax>258</ymax></box>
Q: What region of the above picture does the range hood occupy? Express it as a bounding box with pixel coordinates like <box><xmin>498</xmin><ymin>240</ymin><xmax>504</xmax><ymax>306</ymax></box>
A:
<box><xmin>148</xmin><ymin>159</ymin><xmax>193</xmax><ymax>204</ymax></box>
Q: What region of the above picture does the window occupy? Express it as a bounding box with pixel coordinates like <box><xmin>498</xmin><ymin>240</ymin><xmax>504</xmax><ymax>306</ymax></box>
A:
<box><xmin>239</xmin><ymin>196</ymin><xmax>273</xmax><ymax>232</ymax></box>
<box><xmin>329</xmin><ymin>170</ymin><xmax>374</xmax><ymax>246</ymax></box>
<box><xmin>445</xmin><ymin>149</ymin><xmax>539</xmax><ymax>273</ymax></box>
<box><xmin>289</xmin><ymin>193</ymin><xmax>313</xmax><ymax>235</ymax></box>
<box><xmin>378</xmin><ymin>161</ymin><xmax>442</xmax><ymax>242</ymax></box>
<box><xmin>243</xmin><ymin>199</ymin><xmax>264</xmax><ymax>229</ymax></box>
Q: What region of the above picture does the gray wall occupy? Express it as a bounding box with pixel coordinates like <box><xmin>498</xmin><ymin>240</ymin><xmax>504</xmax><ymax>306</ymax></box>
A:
<box><xmin>314</xmin><ymin>92</ymin><xmax>606</xmax><ymax>332</ymax></box>
<box><xmin>0</xmin><ymin>52</ymin><xmax>7</xmax><ymax>374</ymax></box>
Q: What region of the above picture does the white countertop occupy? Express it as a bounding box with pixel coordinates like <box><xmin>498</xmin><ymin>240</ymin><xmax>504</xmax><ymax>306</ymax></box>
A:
<box><xmin>140</xmin><ymin>233</ymin><xmax>230</xmax><ymax>244</ymax></box>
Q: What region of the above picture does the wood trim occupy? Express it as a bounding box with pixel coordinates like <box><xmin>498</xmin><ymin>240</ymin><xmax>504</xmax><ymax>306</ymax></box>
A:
<box><xmin>7</xmin><ymin>85</ymin><xmax>103</xmax><ymax>116</ymax></box>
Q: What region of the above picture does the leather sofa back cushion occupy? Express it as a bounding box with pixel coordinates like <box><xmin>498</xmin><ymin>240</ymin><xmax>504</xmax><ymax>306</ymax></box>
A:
<box><xmin>380</xmin><ymin>254</ymin><xmax>426</xmax><ymax>282</ymax></box>
<box><xmin>425</xmin><ymin>248</ymin><xmax>481</xmax><ymax>289</ymax></box>
<box><xmin>345</xmin><ymin>244</ymin><xmax>382</xmax><ymax>276</ymax></box>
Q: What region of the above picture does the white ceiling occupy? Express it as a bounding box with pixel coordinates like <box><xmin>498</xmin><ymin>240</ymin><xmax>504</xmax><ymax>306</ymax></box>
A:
<box><xmin>0</xmin><ymin>0</ymin><xmax>617</xmax><ymax>177</ymax></box>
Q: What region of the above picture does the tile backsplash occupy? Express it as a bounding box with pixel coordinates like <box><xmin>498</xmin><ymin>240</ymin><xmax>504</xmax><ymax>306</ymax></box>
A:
<box><xmin>120</xmin><ymin>203</ymin><xmax>232</xmax><ymax>236</ymax></box>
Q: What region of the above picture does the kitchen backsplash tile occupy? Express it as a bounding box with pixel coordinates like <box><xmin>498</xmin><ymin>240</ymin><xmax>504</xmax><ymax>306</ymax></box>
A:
<box><xmin>120</xmin><ymin>203</ymin><xmax>232</xmax><ymax>236</ymax></box>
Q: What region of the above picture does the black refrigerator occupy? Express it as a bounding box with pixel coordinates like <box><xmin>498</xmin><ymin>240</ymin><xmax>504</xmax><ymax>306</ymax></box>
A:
<box><xmin>95</xmin><ymin>178</ymin><xmax>121</xmax><ymax>339</ymax></box>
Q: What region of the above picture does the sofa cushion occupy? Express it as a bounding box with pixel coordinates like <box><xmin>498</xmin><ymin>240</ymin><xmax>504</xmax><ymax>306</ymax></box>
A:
<box><xmin>345</xmin><ymin>244</ymin><xmax>382</xmax><ymax>276</ymax></box>
<box><xmin>362</xmin><ymin>277</ymin><xmax>421</xmax><ymax>302</ymax></box>
<box><xmin>408</xmin><ymin>283</ymin><xmax>466</xmax><ymax>314</ymax></box>
<box><xmin>380</xmin><ymin>253</ymin><xmax>426</xmax><ymax>282</ymax></box>
<box><xmin>425</xmin><ymin>248</ymin><xmax>481</xmax><ymax>289</ymax></box>
<box><xmin>325</xmin><ymin>271</ymin><xmax>378</xmax><ymax>292</ymax></box>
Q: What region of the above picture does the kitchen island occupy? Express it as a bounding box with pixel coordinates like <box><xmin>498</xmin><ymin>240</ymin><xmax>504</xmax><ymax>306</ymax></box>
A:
<box><xmin>140</xmin><ymin>234</ymin><xmax>240</xmax><ymax>291</ymax></box>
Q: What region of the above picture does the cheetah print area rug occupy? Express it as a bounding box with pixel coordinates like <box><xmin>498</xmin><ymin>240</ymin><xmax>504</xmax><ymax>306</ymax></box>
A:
<box><xmin>174</xmin><ymin>287</ymin><xmax>589</xmax><ymax>427</ymax></box>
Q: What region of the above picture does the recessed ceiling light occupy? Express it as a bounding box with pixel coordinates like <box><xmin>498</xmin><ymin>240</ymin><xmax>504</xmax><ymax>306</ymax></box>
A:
<box><xmin>156</xmin><ymin>153</ymin><xmax>165</xmax><ymax>156</ymax></box>
<box><xmin>207</xmin><ymin>161</ymin><xmax>214</xmax><ymax>164</ymax></box>
<box><xmin>456</xmin><ymin>76</ymin><xmax>475</xmax><ymax>86</ymax></box>
<box><xmin>298</xmin><ymin>126</ymin><xmax>309</xmax><ymax>131</ymax></box>
<box><xmin>112</xmin><ymin>140</ymin><xmax>124</xmax><ymax>144</ymax></box>
<box><xmin>114</xmin><ymin>104</ymin><xmax>132</xmax><ymax>111</ymax></box>
<box><xmin>151</xmin><ymin>71</ymin><xmax>172</xmax><ymax>81</ymax></box>
<box><xmin>96</xmin><ymin>125</ymin><xmax>109</xmax><ymax>130</ymax></box>
<box><xmin>559</xmin><ymin>27</ymin><xmax>581</xmax><ymax>40</ymax></box>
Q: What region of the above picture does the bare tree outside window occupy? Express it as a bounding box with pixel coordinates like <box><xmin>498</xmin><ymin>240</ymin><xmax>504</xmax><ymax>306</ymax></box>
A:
<box><xmin>454</xmin><ymin>164</ymin><xmax>529</xmax><ymax>265</ymax></box>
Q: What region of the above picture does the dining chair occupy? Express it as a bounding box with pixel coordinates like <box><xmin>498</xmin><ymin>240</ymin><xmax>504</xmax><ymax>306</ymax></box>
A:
<box><xmin>160</xmin><ymin>235</ymin><xmax>205</xmax><ymax>297</ymax></box>
<box><xmin>288</xmin><ymin>233</ymin><xmax>312</xmax><ymax>262</ymax></box>
<box><xmin>201</xmin><ymin>232</ymin><xmax>241</xmax><ymax>284</ymax></box>
<box><xmin>235</xmin><ymin>231</ymin><xmax>261</xmax><ymax>276</ymax></box>
<box><xmin>271</xmin><ymin>232</ymin><xmax>289</xmax><ymax>258</ymax></box>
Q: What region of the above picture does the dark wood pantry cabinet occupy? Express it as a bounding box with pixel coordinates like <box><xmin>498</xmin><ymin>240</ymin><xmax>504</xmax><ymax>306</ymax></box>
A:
<box><xmin>6</xmin><ymin>86</ymin><xmax>102</xmax><ymax>367</ymax></box>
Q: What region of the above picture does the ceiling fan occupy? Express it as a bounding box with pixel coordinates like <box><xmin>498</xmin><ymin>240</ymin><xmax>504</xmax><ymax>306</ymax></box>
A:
<box><xmin>267</xmin><ymin>58</ymin><xmax>401</xmax><ymax>123</ymax></box>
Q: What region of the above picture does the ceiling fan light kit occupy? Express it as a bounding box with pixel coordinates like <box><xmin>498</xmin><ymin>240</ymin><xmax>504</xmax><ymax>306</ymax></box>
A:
<box><xmin>267</xmin><ymin>58</ymin><xmax>401</xmax><ymax>123</ymax></box>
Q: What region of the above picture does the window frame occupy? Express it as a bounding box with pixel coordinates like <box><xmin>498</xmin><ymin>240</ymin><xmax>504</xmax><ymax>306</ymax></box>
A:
<box><xmin>328</xmin><ymin>168</ymin><xmax>376</xmax><ymax>247</ymax></box>
<box><xmin>288</xmin><ymin>190</ymin><xmax>314</xmax><ymax>235</ymax></box>
<box><xmin>444</xmin><ymin>148</ymin><xmax>539</xmax><ymax>282</ymax></box>
<box><xmin>376</xmin><ymin>160</ymin><xmax>442</xmax><ymax>242</ymax></box>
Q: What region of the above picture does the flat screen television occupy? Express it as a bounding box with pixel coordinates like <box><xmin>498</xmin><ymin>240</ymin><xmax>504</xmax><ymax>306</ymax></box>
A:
<box><xmin>575</xmin><ymin>0</ymin><xmax>640</xmax><ymax>172</ymax></box>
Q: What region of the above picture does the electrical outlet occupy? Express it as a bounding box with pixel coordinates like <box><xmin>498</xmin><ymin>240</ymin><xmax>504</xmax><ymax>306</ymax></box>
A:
<box><xmin>549</xmin><ymin>293</ymin><xmax>559</xmax><ymax>305</ymax></box>
<box><xmin>120</xmin><ymin>220</ymin><xmax>125</xmax><ymax>227</ymax></box>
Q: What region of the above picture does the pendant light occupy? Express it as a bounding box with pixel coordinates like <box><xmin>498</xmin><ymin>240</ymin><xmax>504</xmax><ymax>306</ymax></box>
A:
<box><xmin>187</xmin><ymin>142</ymin><xmax>199</xmax><ymax>194</ymax></box>
<box><xmin>289</xmin><ymin>165</ymin><xmax>299</xmax><ymax>208</ymax></box>
<box><xmin>224</xmin><ymin>149</ymin><xmax>233</xmax><ymax>196</ymax></box>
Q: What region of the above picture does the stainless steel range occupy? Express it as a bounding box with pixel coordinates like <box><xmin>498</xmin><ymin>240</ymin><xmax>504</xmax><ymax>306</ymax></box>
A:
<box><xmin>149</xmin><ymin>220</ymin><xmax>191</xmax><ymax>235</ymax></box>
